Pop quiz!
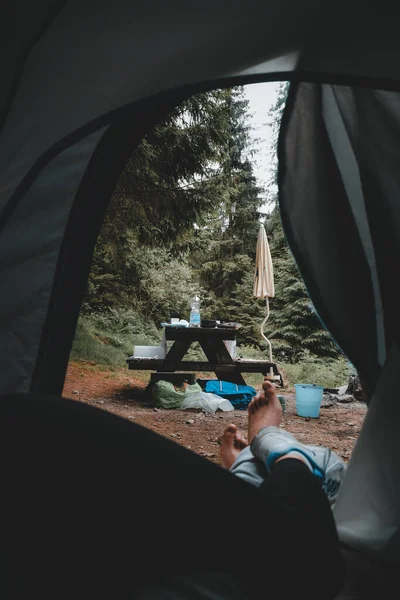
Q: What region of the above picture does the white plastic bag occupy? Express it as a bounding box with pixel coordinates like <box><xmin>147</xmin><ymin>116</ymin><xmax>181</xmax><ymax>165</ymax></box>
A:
<box><xmin>180</xmin><ymin>391</ymin><xmax>234</xmax><ymax>414</ymax></box>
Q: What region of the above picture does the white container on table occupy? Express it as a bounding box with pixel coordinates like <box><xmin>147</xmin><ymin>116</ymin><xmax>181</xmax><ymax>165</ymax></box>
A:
<box><xmin>133</xmin><ymin>345</ymin><xmax>166</xmax><ymax>359</ymax></box>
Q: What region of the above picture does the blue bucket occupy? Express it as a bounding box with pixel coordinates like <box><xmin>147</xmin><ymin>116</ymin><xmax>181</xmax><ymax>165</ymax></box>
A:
<box><xmin>295</xmin><ymin>384</ymin><xmax>324</xmax><ymax>418</ymax></box>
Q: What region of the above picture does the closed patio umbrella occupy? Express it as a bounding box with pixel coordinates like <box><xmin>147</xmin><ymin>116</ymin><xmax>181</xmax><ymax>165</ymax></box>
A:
<box><xmin>254</xmin><ymin>223</ymin><xmax>276</xmax><ymax>376</ymax></box>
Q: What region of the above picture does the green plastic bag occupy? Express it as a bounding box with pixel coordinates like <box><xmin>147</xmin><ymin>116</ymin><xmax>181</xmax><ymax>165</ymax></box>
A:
<box><xmin>152</xmin><ymin>380</ymin><xmax>202</xmax><ymax>409</ymax></box>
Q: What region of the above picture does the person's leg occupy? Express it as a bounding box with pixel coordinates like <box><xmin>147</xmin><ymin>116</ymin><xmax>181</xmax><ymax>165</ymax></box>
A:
<box><xmin>222</xmin><ymin>384</ymin><xmax>345</xmax><ymax>505</ymax></box>
<box><xmin>219</xmin><ymin>383</ymin><xmax>282</xmax><ymax>489</ymax></box>
<box><xmin>246</xmin><ymin>382</ymin><xmax>345</xmax><ymax>597</ymax></box>
<box><xmin>220</xmin><ymin>423</ymin><xmax>266</xmax><ymax>487</ymax></box>
<box><xmin>249</xmin><ymin>382</ymin><xmax>345</xmax><ymax>505</ymax></box>
<box><xmin>220</xmin><ymin>423</ymin><xmax>248</xmax><ymax>469</ymax></box>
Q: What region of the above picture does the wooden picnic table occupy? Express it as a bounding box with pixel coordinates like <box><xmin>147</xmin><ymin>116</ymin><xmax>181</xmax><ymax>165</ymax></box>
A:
<box><xmin>127</xmin><ymin>326</ymin><xmax>281</xmax><ymax>386</ymax></box>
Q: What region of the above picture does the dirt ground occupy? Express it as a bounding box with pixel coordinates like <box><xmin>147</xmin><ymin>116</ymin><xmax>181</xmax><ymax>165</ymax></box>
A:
<box><xmin>63</xmin><ymin>361</ymin><xmax>367</xmax><ymax>465</ymax></box>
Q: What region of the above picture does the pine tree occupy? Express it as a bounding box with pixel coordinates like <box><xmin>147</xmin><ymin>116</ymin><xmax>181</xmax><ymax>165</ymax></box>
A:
<box><xmin>84</xmin><ymin>90</ymin><xmax>234</xmax><ymax>315</ymax></box>
<box><xmin>194</xmin><ymin>87</ymin><xmax>265</xmax><ymax>338</ymax></box>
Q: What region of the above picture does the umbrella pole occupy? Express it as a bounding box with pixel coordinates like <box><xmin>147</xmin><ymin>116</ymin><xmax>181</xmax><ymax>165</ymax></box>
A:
<box><xmin>260</xmin><ymin>297</ymin><xmax>272</xmax><ymax>361</ymax></box>
<box><xmin>261</xmin><ymin>297</ymin><xmax>276</xmax><ymax>379</ymax></box>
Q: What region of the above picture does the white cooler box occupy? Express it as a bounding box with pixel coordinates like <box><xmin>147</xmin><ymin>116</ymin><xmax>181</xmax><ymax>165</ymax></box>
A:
<box><xmin>133</xmin><ymin>345</ymin><xmax>166</xmax><ymax>359</ymax></box>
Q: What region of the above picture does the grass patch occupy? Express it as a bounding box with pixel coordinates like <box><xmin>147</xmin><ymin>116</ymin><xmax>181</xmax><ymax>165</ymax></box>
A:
<box><xmin>283</xmin><ymin>355</ymin><xmax>351</xmax><ymax>390</ymax></box>
<box><xmin>70</xmin><ymin>318</ymin><xmax>128</xmax><ymax>367</ymax></box>
<box><xmin>71</xmin><ymin>309</ymin><xmax>161</xmax><ymax>368</ymax></box>
<box><xmin>237</xmin><ymin>344</ymin><xmax>351</xmax><ymax>390</ymax></box>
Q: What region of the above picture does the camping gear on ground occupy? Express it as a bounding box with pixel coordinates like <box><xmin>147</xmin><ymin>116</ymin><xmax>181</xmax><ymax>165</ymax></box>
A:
<box><xmin>253</xmin><ymin>224</ymin><xmax>279</xmax><ymax>383</ymax></box>
<box><xmin>133</xmin><ymin>345</ymin><xmax>166</xmax><ymax>359</ymax></box>
<box><xmin>204</xmin><ymin>380</ymin><xmax>256</xmax><ymax>410</ymax></box>
<box><xmin>189</xmin><ymin>295</ymin><xmax>201</xmax><ymax>327</ymax></box>
<box><xmin>152</xmin><ymin>379</ymin><xmax>234</xmax><ymax>413</ymax></box>
<box><xmin>295</xmin><ymin>384</ymin><xmax>324</xmax><ymax>418</ymax></box>
<box><xmin>347</xmin><ymin>375</ymin><xmax>366</xmax><ymax>402</ymax></box>
<box><xmin>322</xmin><ymin>384</ymin><xmax>355</xmax><ymax>405</ymax></box>
<box><xmin>152</xmin><ymin>380</ymin><xmax>202</xmax><ymax>409</ymax></box>
<box><xmin>180</xmin><ymin>391</ymin><xmax>234</xmax><ymax>414</ymax></box>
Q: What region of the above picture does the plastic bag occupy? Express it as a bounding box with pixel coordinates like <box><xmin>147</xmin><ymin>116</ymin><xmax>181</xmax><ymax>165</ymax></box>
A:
<box><xmin>180</xmin><ymin>391</ymin><xmax>234</xmax><ymax>414</ymax></box>
<box><xmin>152</xmin><ymin>380</ymin><xmax>202</xmax><ymax>409</ymax></box>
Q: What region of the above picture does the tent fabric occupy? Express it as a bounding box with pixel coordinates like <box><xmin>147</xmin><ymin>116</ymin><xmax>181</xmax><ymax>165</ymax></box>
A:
<box><xmin>2</xmin><ymin>0</ymin><xmax>400</xmax><ymax>564</ymax></box>
<box><xmin>0</xmin><ymin>128</ymin><xmax>106</xmax><ymax>393</ymax></box>
<box><xmin>279</xmin><ymin>81</ymin><xmax>400</xmax><ymax>557</ymax></box>
<box><xmin>334</xmin><ymin>344</ymin><xmax>400</xmax><ymax>559</ymax></box>
<box><xmin>279</xmin><ymin>82</ymin><xmax>400</xmax><ymax>396</ymax></box>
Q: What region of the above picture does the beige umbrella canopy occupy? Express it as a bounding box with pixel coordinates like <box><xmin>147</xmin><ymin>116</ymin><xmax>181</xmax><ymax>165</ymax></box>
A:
<box><xmin>254</xmin><ymin>223</ymin><xmax>275</xmax><ymax>369</ymax></box>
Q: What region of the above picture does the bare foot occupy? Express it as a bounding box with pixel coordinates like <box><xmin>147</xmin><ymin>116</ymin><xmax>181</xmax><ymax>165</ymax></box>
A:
<box><xmin>248</xmin><ymin>381</ymin><xmax>282</xmax><ymax>444</ymax></box>
<box><xmin>220</xmin><ymin>424</ymin><xmax>248</xmax><ymax>469</ymax></box>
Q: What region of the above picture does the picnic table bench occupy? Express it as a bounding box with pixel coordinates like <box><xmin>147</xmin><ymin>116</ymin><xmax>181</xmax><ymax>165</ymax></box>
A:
<box><xmin>127</xmin><ymin>326</ymin><xmax>281</xmax><ymax>386</ymax></box>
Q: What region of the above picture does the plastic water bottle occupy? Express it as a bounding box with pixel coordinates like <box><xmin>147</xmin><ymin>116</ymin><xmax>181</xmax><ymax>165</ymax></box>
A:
<box><xmin>189</xmin><ymin>295</ymin><xmax>201</xmax><ymax>327</ymax></box>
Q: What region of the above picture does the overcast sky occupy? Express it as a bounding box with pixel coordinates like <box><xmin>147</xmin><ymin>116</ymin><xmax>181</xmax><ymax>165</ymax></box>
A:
<box><xmin>244</xmin><ymin>82</ymin><xmax>280</xmax><ymax>203</ymax></box>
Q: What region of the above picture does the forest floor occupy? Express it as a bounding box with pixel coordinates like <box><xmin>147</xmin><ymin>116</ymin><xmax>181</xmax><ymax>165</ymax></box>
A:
<box><xmin>63</xmin><ymin>361</ymin><xmax>367</xmax><ymax>466</ymax></box>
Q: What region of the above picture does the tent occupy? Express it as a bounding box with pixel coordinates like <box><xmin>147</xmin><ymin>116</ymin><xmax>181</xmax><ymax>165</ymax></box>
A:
<box><xmin>2</xmin><ymin>1</ymin><xmax>400</xmax><ymax>596</ymax></box>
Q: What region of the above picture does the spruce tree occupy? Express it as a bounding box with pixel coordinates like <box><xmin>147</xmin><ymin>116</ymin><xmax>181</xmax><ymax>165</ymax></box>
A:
<box><xmin>195</xmin><ymin>87</ymin><xmax>264</xmax><ymax>337</ymax></box>
<box><xmin>84</xmin><ymin>90</ymin><xmax>234</xmax><ymax>314</ymax></box>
